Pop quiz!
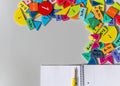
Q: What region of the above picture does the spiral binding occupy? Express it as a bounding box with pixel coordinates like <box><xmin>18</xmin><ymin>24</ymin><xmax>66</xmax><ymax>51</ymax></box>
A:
<box><xmin>80</xmin><ymin>65</ymin><xmax>84</xmax><ymax>86</ymax></box>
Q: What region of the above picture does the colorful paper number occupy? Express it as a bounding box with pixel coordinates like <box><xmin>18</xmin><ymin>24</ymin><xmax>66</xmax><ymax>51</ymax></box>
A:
<box><xmin>14</xmin><ymin>0</ymin><xmax>120</xmax><ymax>64</ymax></box>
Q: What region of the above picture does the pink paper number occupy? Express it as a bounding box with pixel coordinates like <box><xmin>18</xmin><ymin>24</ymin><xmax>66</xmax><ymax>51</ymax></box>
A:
<box><xmin>49</xmin><ymin>0</ymin><xmax>56</xmax><ymax>4</ymax></box>
<box><xmin>23</xmin><ymin>0</ymin><xmax>31</xmax><ymax>5</ymax></box>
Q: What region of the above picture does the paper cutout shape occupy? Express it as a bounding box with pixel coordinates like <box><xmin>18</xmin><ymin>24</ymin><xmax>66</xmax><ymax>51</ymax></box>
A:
<box><xmin>41</xmin><ymin>16</ymin><xmax>51</xmax><ymax>26</ymax></box>
<box><xmin>67</xmin><ymin>5</ymin><xmax>80</xmax><ymax>17</ymax></box>
<box><xmin>34</xmin><ymin>21</ymin><xmax>42</xmax><ymax>31</ymax></box>
<box><xmin>14</xmin><ymin>8</ymin><xmax>26</xmax><ymax>26</ymax></box>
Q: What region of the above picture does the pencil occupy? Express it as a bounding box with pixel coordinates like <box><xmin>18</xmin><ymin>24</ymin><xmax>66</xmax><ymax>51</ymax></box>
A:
<box><xmin>72</xmin><ymin>67</ymin><xmax>77</xmax><ymax>86</ymax></box>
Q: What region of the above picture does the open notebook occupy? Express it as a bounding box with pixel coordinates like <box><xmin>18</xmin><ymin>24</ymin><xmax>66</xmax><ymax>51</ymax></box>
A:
<box><xmin>41</xmin><ymin>65</ymin><xmax>120</xmax><ymax>86</ymax></box>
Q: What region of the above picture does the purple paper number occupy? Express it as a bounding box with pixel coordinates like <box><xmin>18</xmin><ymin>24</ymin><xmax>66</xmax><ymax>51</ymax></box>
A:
<box><xmin>111</xmin><ymin>49</ymin><xmax>120</xmax><ymax>62</ymax></box>
<box><xmin>108</xmin><ymin>18</ymin><xmax>115</xmax><ymax>26</ymax></box>
<box><xmin>54</xmin><ymin>10</ymin><xmax>62</xmax><ymax>21</ymax></box>
<box><xmin>56</xmin><ymin>15</ymin><xmax>62</xmax><ymax>21</ymax></box>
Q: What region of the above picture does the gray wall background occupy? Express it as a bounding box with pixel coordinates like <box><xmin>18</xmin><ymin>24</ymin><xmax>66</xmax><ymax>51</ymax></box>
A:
<box><xmin>1</xmin><ymin>0</ymin><xmax>119</xmax><ymax>86</ymax></box>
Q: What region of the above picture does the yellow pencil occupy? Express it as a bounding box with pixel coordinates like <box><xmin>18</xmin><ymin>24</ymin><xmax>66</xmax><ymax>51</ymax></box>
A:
<box><xmin>72</xmin><ymin>67</ymin><xmax>77</xmax><ymax>86</ymax></box>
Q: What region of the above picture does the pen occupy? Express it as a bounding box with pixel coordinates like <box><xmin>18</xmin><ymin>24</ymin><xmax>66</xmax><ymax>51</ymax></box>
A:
<box><xmin>72</xmin><ymin>67</ymin><xmax>77</xmax><ymax>86</ymax></box>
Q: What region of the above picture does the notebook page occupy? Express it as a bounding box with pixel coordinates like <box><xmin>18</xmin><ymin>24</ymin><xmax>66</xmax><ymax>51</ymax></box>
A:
<box><xmin>84</xmin><ymin>65</ymin><xmax>120</xmax><ymax>86</ymax></box>
<box><xmin>41</xmin><ymin>66</ymin><xmax>81</xmax><ymax>86</ymax></box>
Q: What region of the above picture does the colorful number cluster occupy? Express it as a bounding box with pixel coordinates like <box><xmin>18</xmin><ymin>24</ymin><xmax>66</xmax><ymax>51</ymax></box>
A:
<box><xmin>14</xmin><ymin>0</ymin><xmax>120</xmax><ymax>64</ymax></box>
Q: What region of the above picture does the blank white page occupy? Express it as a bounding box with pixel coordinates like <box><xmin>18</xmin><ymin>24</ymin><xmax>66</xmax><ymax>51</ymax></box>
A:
<box><xmin>41</xmin><ymin>66</ymin><xmax>81</xmax><ymax>86</ymax></box>
<box><xmin>84</xmin><ymin>65</ymin><xmax>120</xmax><ymax>86</ymax></box>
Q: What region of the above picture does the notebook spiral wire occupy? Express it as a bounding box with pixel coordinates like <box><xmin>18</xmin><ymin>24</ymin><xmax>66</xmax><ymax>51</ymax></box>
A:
<box><xmin>80</xmin><ymin>65</ymin><xmax>84</xmax><ymax>86</ymax></box>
